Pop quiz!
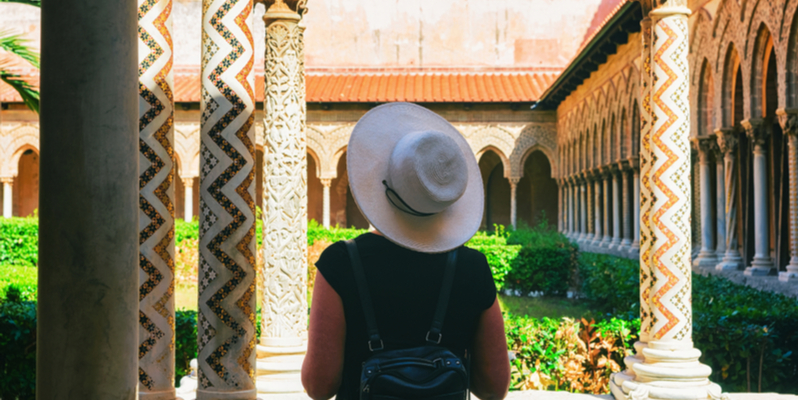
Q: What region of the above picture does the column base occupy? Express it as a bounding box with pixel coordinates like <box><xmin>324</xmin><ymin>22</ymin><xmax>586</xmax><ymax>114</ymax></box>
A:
<box><xmin>140</xmin><ymin>388</ymin><xmax>177</xmax><ymax>400</ymax></box>
<box><xmin>779</xmin><ymin>257</ymin><xmax>798</xmax><ymax>281</ymax></box>
<box><xmin>611</xmin><ymin>345</ymin><xmax>724</xmax><ymax>400</ymax></box>
<box><xmin>716</xmin><ymin>252</ymin><xmax>743</xmax><ymax>270</ymax></box>
<box><xmin>197</xmin><ymin>388</ymin><xmax>258</xmax><ymax>400</ymax></box>
<box><xmin>693</xmin><ymin>250</ymin><xmax>719</xmax><ymax>268</ymax></box>
<box><xmin>618</xmin><ymin>239</ymin><xmax>632</xmax><ymax>254</ymax></box>
<box><xmin>744</xmin><ymin>258</ymin><xmax>774</xmax><ymax>276</ymax></box>
<box><xmin>629</xmin><ymin>245</ymin><xmax>640</xmax><ymax>258</ymax></box>
<box><xmin>256</xmin><ymin>338</ymin><xmax>306</xmax><ymax>394</ymax></box>
<box><xmin>609</xmin><ymin>238</ymin><xmax>621</xmax><ymax>250</ymax></box>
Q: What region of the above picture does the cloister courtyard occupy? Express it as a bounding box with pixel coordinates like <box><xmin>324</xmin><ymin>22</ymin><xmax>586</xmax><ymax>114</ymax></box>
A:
<box><xmin>0</xmin><ymin>0</ymin><xmax>797</xmax><ymax>399</ymax></box>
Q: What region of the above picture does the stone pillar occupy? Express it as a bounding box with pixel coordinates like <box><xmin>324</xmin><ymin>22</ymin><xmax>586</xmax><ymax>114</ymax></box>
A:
<box><xmin>610</xmin><ymin>167</ymin><xmax>622</xmax><ymax>250</ymax></box>
<box><xmin>38</xmin><ymin>0</ymin><xmax>139</xmax><ymax>397</ymax></box>
<box><xmin>692</xmin><ymin>137</ymin><xmax>719</xmax><ymax>268</ymax></box>
<box><xmin>138</xmin><ymin>0</ymin><xmax>176</xmax><ymax>397</ymax></box>
<box><xmin>742</xmin><ymin>118</ymin><xmax>774</xmax><ymax>276</ymax></box>
<box><xmin>509</xmin><ymin>177</ymin><xmax>519</xmax><ymax>230</ymax></box>
<box><xmin>321</xmin><ymin>178</ymin><xmax>331</xmax><ymax>229</ymax></box>
<box><xmin>592</xmin><ymin>175</ymin><xmax>603</xmax><ymax>247</ymax></box>
<box><xmin>602</xmin><ymin>168</ymin><xmax>613</xmax><ymax>247</ymax></box>
<box><xmin>777</xmin><ymin>109</ymin><xmax>798</xmax><ymax>281</ymax></box>
<box><xmin>612</xmin><ymin>5</ymin><xmax>722</xmax><ymax>399</ymax></box>
<box><xmin>714</xmin><ymin>128</ymin><xmax>744</xmax><ymax>270</ymax></box>
<box><xmin>197</xmin><ymin>0</ymin><xmax>257</xmax><ymax>397</ymax></box>
<box><xmin>1</xmin><ymin>177</ymin><xmax>12</xmax><ymax>218</ymax></box>
<box><xmin>619</xmin><ymin>162</ymin><xmax>632</xmax><ymax>253</ymax></box>
<box><xmin>259</xmin><ymin>0</ymin><xmax>309</xmax><ymax>394</ymax></box>
<box><xmin>631</xmin><ymin>162</ymin><xmax>641</xmax><ymax>257</ymax></box>
<box><xmin>580</xmin><ymin>179</ymin><xmax>588</xmax><ymax>242</ymax></box>
<box><xmin>569</xmin><ymin>181</ymin><xmax>576</xmax><ymax>238</ymax></box>
<box><xmin>183</xmin><ymin>177</ymin><xmax>195</xmax><ymax>222</ymax></box>
<box><xmin>714</xmin><ymin>152</ymin><xmax>726</xmax><ymax>259</ymax></box>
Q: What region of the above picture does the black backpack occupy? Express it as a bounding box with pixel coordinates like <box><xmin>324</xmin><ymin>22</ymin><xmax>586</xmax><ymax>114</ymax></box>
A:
<box><xmin>345</xmin><ymin>240</ymin><xmax>470</xmax><ymax>400</ymax></box>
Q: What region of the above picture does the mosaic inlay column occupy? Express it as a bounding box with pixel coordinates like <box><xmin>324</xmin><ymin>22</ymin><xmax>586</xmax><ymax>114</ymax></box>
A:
<box><xmin>138</xmin><ymin>0</ymin><xmax>176</xmax><ymax>397</ymax></box>
<box><xmin>259</xmin><ymin>0</ymin><xmax>308</xmax><ymax>394</ymax></box>
<box><xmin>714</xmin><ymin>152</ymin><xmax>726</xmax><ymax>259</ymax></box>
<box><xmin>321</xmin><ymin>178</ymin><xmax>331</xmax><ymax>229</ymax></box>
<box><xmin>777</xmin><ymin>109</ymin><xmax>798</xmax><ymax>281</ymax></box>
<box><xmin>631</xmin><ymin>160</ymin><xmax>641</xmax><ymax>257</ymax></box>
<box><xmin>614</xmin><ymin>4</ymin><xmax>722</xmax><ymax>399</ymax></box>
<box><xmin>742</xmin><ymin>118</ymin><xmax>774</xmax><ymax>276</ymax></box>
<box><xmin>714</xmin><ymin>128</ymin><xmax>743</xmax><ymax>270</ymax></box>
<box><xmin>1</xmin><ymin>177</ymin><xmax>12</xmax><ymax>218</ymax></box>
<box><xmin>691</xmin><ymin>137</ymin><xmax>718</xmax><ymax>268</ymax></box>
<box><xmin>198</xmin><ymin>0</ymin><xmax>257</xmax><ymax>397</ymax></box>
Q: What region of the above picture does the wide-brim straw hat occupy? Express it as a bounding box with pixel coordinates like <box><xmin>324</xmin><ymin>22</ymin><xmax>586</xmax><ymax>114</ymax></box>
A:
<box><xmin>347</xmin><ymin>102</ymin><xmax>484</xmax><ymax>253</ymax></box>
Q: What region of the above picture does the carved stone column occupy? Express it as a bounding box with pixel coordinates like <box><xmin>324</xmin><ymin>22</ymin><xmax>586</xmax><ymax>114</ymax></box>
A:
<box><xmin>631</xmin><ymin>159</ymin><xmax>641</xmax><ymax>257</ymax></box>
<box><xmin>714</xmin><ymin>149</ymin><xmax>726</xmax><ymax>259</ymax></box>
<box><xmin>1</xmin><ymin>177</ymin><xmax>12</xmax><ymax>218</ymax></box>
<box><xmin>580</xmin><ymin>177</ymin><xmax>588</xmax><ymax>243</ymax></box>
<box><xmin>197</xmin><ymin>0</ymin><xmax>257</xmax><ymax>397</ymax></box>
<box><xmin>742</xmin><ymin>118</ymin><xmax>774</xmax><ymax>276</ymax></box>
<box><xmin>138</xmin><ymin>0</ymin><xmax>176</xmax><ymax>397</ymax></box>
<box><xmin>510</xmin><ymin>177</ymin><xmax>519</xmax><ymax>230</ymax></box>
<box><xmin>612</xmin><ymin>4</ymin><xmax>722</xmax><ymax>399</ymax></box>
<box><xmin>610</xmin><ymin>166</ymin><xmax>622</xmax><ymax>250</ymax></box>
<box><xmin>777</xmin><ymin>109</ymin><xmax>798</xmax><ymax>281</ymax></box>
<box><xmin>714</xmin><ymin>128</ymin><xmax>744</xmax><ymax>270</ymax></box>
<box><xmin>691</xmin><ymin>137</ymin><xmax>719</xmax><ymax>268</ymax></box>
<box><xmin>592</xmin><ymin>174</ymin><xmax>603</xmax><ymax>247</ymax></box>
<box><xmin>601</xmin><ymin>169</ymin><xmax>613</xmax><ymax>247</ymax></box>
<box><xmin>259</xmin><ymin>0</ymin><xmax>308</xmax><ymax>394</ymax></box>
<box><xmin>321</xmin><ymin>178</ymin><xmax>331</xmax><ymax>229</ymax></box>
<box><xmin>619</xmin><ymin>161</ymin><xmax>632</xmax><ymax>253</ymax></box>
<box><xmin>183</xmin><ymin>177</ymin><xmax>195</xmax><ymax>222</ymax></box>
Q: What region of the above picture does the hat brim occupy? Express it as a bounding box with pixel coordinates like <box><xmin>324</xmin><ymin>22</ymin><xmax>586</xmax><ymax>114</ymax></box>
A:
<box><xmin>347</xmin><ymin>102</ymin><xmax>484</xmax><ymax>253</ymax></box>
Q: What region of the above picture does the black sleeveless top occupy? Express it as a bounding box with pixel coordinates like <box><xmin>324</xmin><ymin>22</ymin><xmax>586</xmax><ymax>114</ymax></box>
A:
<box><xmin>315</xmin><ymin>233</ymin><xmax>497</xmax><ymax>400</ymax></box>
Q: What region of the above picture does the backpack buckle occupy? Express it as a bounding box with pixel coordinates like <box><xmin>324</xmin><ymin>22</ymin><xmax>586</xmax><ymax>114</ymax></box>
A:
<box><xmin>426</xmin><ymin>331</ymin><xmax>442</xmax><ymax>344</ymax></box>
<box><xmin>368</xmin><ymin>339</ymin><xmax>384</xmax><ymax>351</ymax></box>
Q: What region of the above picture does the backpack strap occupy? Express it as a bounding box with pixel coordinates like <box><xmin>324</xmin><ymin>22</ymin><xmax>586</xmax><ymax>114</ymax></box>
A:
<box><xmin>345</xmin><ymin>239</ymin><xmax>384</xmax><ymax>352</ymax></box>
<box><xmin>426</xmin><ymin>250</ymin><xmax>458</xmax><ymax>344</ymax></box>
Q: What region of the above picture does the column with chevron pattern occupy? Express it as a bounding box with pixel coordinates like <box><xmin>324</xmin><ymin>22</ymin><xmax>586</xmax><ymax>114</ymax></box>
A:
<box><xmin>138</xmin><ymin>0</ymin><xmax>176</xmax><ymax>398</ymax></box>
<box><xmin>613</xmin><ymin>2</ymin><xmax>722</xmax><ymax>399</ymax></box>
<box><xmin>197</xmin><ymin>0</ymin><xmax>257</xmax><ymax>397</ymax></box>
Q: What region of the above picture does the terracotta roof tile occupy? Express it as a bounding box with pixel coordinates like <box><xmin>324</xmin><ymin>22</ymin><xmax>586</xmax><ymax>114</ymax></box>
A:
<box><xmin>1</xmin><ymin>70</ymin><xmax>559</xmax><ymax>104</ymax></box>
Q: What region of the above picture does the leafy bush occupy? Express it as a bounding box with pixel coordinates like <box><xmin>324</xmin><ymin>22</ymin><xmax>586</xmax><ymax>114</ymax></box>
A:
<box><xmin>0</xmin><ymin>265</ymin><xmax>37</xmax><ymax>301</ymax></box>
<box><xmin>0</xmin><ymin>294</ymin><xmax>36</xmax><ymax>400</ymax></box>
<box><xmin>578</xmin><ymin>252</ymin><xmax>799</xmax><ymax>394</ymax></box>
<box><xmin>175</xmin><ymin>310</ymin><xmax>197</xmax><ymax>385</ymax></box>
<box><xmin>307</xmin><ymin>219</ymin><xmax>366</xmax><ymax>245</ymax></box>
<box><xmin>504</xmin><ymin>222</ymin><xmax>578</xmax><ymax>295</ymax></box>
<box><xmin>465</xmin><ymin>226</ymin><xmax>521</xmax><ymax>290</ymax></box>
<box><xmin>0</xmin><ymin>217</ymin><xmax>38</xmax><ymax>267</ymax></box>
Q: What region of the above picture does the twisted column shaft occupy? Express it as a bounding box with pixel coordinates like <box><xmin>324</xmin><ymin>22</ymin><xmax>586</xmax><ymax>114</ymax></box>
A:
<box><xmin>714</xmin><ymin>129</ymin><xmax>743</xmax><ymax>270</ymax></box>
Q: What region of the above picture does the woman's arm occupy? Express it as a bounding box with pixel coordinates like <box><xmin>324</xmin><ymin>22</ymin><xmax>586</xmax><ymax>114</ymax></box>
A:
<box><xmin>301</xmin><ymin>272</ymin><xmax>346</xmax><ymax>400</ymax></box>
<box><xmin>470</xmin><ymin>297</ymin><xmax>510</xmax><ymax>400</ymax></box>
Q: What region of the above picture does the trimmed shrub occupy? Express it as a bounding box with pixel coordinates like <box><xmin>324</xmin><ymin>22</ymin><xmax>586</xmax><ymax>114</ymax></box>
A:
<box><xmin>0</xmin><ymin>294</ymin><xmax>36</xmax><ymax>400</ymax></box>
<box><xmin>0</xmin><ymin>217</ymin><xmax>38</xmax><ymax>267</ymax></box>
<box><xmin>504</xmin><ymin>223</ymin><xmax>578</xmax><ymax>295</ymax></box>
<box><xmin>465</xmin><ymin>226</ymin><xmax>521</xmax><ymax>291</ymax></box>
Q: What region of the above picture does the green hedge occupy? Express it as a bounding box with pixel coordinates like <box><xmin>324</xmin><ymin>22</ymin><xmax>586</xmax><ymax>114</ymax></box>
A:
<box><xmin>505</xmin><ymin>223</ymin><xmax>577</xmax><ymax>295</ymax></box>
<box><xmin>0</xmin><ymin>217</ymin><xmax>38</xmax><ymax>267</ymax></box>
<box><xmin>578</xmin><ymin>252</ymin><xmax>798</xmax><ymax>394</ymax></box>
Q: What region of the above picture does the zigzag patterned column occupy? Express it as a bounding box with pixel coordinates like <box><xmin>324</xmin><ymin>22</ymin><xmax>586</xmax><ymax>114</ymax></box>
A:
<box><xmin>616</xmin><ymin>4</ymin><xmax>722</xmax><ymax>399</ymax></box>
<box><xmin>138</xmin><ymin>0</ymin><xmax>176</xmax><ymax>398</ymax></box>
<box><xmin>198</xmin><ymin>0</ymin><xmax>257</xmax><ymax>397</ymax></box>
<box><xmin>777</xmin><ymin>109</ymin><xmax>798</xmax><ymax>281</ymax></box>
<box><xmin>258</xmin><ymin>0</ymin><xmax>308</xmax><ymax>394</ymax></box>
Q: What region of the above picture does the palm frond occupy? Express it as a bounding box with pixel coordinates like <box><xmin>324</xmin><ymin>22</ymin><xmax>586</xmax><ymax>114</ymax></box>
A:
<box><xmin>0</xmin><ymin>0</ymin><xmax>41</xmax><ymax>7</ymax></box>
<box><xmin>0</xmin><ymin>31</ymin><xmax>39</xmax><ymax>69</ymax></box>
<box><xmin>0</xmin><ymin>72</ymin><xmax>39</xmax><ymax>114</ymax></box>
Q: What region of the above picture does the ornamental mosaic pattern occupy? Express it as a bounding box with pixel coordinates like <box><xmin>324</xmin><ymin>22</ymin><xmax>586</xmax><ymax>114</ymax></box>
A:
<box><xmin>262</xmin><ymin>18</ymin><xmax>308</xmax><ymax>340</ymax></box>
<box><xmin>650</xmin><ymin>16</ymin><xmax>692</xmax><ymax>343</ymax></box>
<box><xmin>198</xmin><ymin>0</ymin><xmax>257</xmax><ymax>395</ymax></box>
<box><xmin>137</xmin><ymin>0</ymin><xmax>176</xmax><ymax>395</ymax></box>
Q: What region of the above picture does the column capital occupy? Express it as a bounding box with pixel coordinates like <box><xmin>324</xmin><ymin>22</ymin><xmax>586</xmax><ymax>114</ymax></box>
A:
<box><xmin>509</xmin><ymin>177</ymin><xmax>521</xmax><ymax>186</ymax></box>
<box><xmin>320</xmin><ymin>178</ymin><xmax>332</xmax><ymax>187</ymax></box>
<box><xmin>691</xmin><ymin>136</ymin><xmax>717</xmax><ymax>163</ymax></box>
<box><xmin>180</xmin><ymin>176</ymin><xmax>195</xmax><ymax>187</ymax></box>
<box><xmin>714</xmin><ymin>128</ymin><xmax>738</xmax><ymax>155</ymax></box>
<box><xmin>626</xmin><ymin>156</ymin><xmax>639</xmax><ymax>171</ymax></box>
<box><xmin>647</xmin><ymin>0</ymin><xmax>690</xmax><ymax>18</ymax></box>
<box><xmin>617</xmin><ymin>159</ymin><xmax>631</xmax><ymax>172</ymax></box>
<box><xmin>0</xmin><ymin>176</ymin><xmax>13</xmax><ymax>184</ymax></box>
<box><xmin>742</xmin><ymin>118</ymin><xmax>770</xmax><ymax>147</ymax></box>
<box><xmin>776</xmin><ymin>108</ymin><xmax>798</xmax><ymax>138</ymax></box>
<box><xmin>262</xmin><ymin>0</ymin><xmax>306</xmax><ymax>25</ymax></box>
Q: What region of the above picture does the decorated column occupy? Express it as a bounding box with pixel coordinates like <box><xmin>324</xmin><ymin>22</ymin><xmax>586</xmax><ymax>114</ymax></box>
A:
<box><xmin>1</xmin><ymin>177</ymin><xmax>11</xmax><ymax>217</ymax></box>
<box><xmin>198</xmin><ymin>0</ymin><xmax>257</xmax><ymax>397</ymax></box>
<box><xmin>321</xmin><ymin>178</ymin><xmax>332</xmax><ymax>229</ymax></box>
<box><xmin>631</xmin><ymin>158</ymin><xmax>641</xmax><ymax>257</ymax></box>
<box><xmin>259</xmin><ymin>0</ymin><xmax>309</xmax><ymax>394</ymax></box>
<box><xmin>610</xmin><ymin>166</ymin><xmax>621</xmax><ymax>250</ymax></box>
<box><xmin>777</xmin><ymin>108</ymin><xmax>797</xmax><ymax>280</ymax></box>
<box><xmin>742</xmin><ymin>118</ymin><xmax>774</xmax><ymax>276</ymax></box>
<box><xmin>692</xmin><ymin>137</ymin><xmax>718</xmax><ymax>268</ymax></box>
<box><xmin>592</xmin><ymin>174</ymin><xmax>603</xmax><ymax>247</ymax></box>
<box><xmin>714</xmin><ymin>151</ymin><xmax>726</xmax><ymax>259</ymax></box>
<box><xmin>509</xmin><ymin>177</ymin><xmax>519</xmax><ymax>230</ymax></box>
<box><xmin>183</xmin><ymin>177</ymin><xmax>195</xmax><ymax>222</ymax></box>
<box><xmin>581</xmin><ymin>178</ymin><xmax>589</xmax><ymax>243</ymax></box>
<box><xmin>138</xmin><ymin>0</ymin><xmax>176</xmax><ymax>397</ymax></box>
<box><xmin>613</xmin><ymin>4</ymin><xmax>722</xmax><ymax>398</ymax></box>
<box><xmin>569</xmin><ymin>180</ymin><xmax>576</xmax><ymax>238</ymax></box>
<box><xmin>602</xmin><ymin>168</ymin><xmax>613</xmax><ymax>247</ymax></box>
<box><xmin>714</xmin><ymin>128</ymin><xmax>743</xmax><ymax>270</ymax></box>
<box><xmin>619</xmin><ymin>161</ymin><xmax>632</xmax><ymax>253</ymax></box>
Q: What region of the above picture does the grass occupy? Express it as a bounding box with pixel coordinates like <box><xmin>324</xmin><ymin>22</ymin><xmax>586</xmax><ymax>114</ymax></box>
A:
<box><xmin>498</xmin><ymin>293</ymin><xmax>596</xmax><ymax>319</ymax></box>
<box><xmin>0</xmin><ymin>263</ymin><xmax>37</xmax><ymax>300</ymax></box>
